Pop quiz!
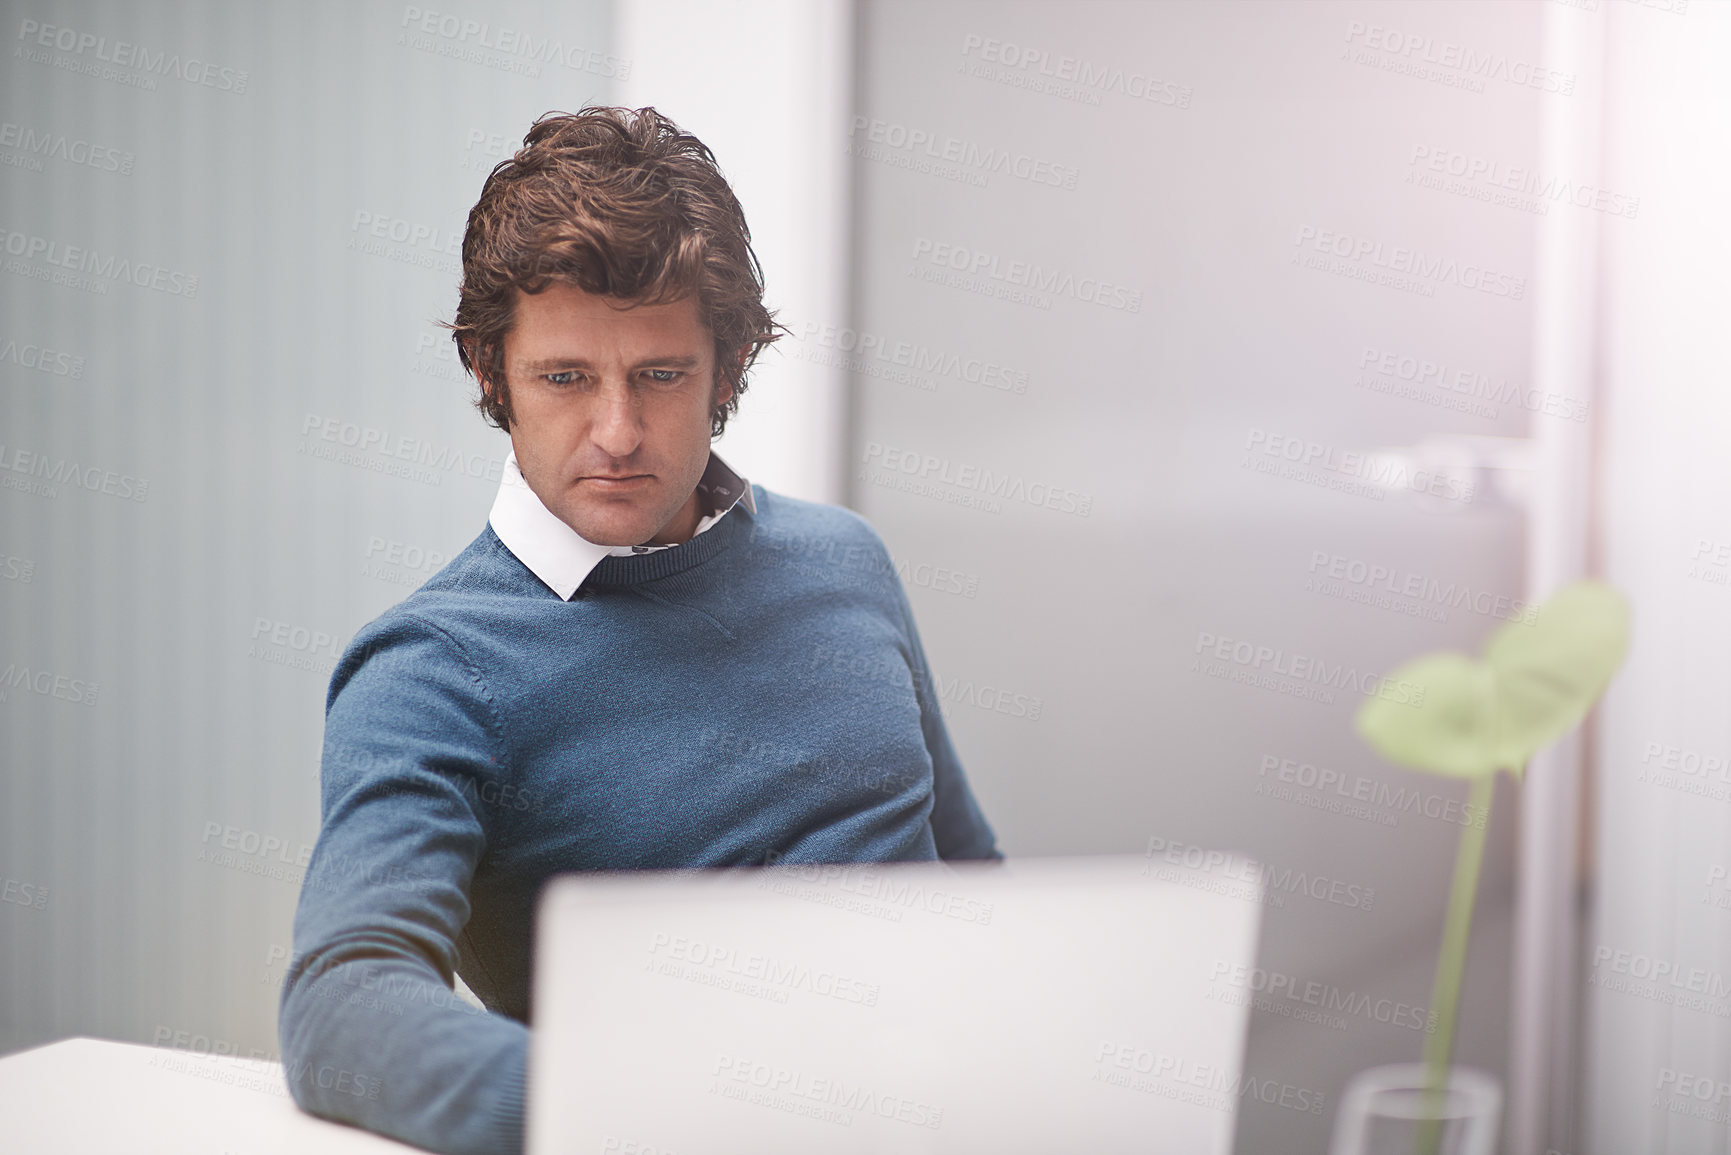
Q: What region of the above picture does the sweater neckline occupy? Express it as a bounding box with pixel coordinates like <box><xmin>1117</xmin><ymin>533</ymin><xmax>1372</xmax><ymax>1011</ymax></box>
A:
<box><xmin>579</xmin><ymin>490</ymin><xmax>754</xmax><ymax>591</ymax></box>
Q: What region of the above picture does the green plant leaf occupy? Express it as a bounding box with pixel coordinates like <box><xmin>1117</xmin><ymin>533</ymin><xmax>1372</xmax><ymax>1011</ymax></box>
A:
<box><xmin>1355</xmin><ymin>654</ymin><xmax>1500</xmax><ymax>778</ymax></box>
<box><xmin>1352</xmin><ymin>580</ymin><xmax>1631</xmax><ymax>779</ymax></box>
<box><xmin>1353</xmin><ymin>580</ymin><xmax>1631</xmax><ymax>1126</ymax></box>
<box><xmin>1484</xmin><ymin>580</ymin><xmax>1630</xmax><ymax>774</ymax></box>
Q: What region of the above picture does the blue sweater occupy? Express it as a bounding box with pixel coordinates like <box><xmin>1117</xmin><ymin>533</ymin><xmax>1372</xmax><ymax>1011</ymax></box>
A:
<box><xmin>277</xmin><ymin>485</ymin><xmax>1002</xmax><ymax>1154</ymax></box>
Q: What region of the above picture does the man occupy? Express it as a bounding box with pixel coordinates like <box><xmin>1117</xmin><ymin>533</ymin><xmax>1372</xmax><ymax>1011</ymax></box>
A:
<box><xmin>277</xmin><ymin>105</ymin><xmax>1001</xmax><ymax>1155</ymax></box>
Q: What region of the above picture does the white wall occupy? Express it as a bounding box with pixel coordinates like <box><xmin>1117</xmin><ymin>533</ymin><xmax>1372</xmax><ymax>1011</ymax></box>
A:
<box><xmin>0</xmin><ymin>0</ymin><xmax>615</xmax><ymax>1062</ymax></box>
<box><xmin>1509</xmin><ymin>3</ymin><xmax>1607</xmax><ymax>1149</ymax></box>
<box><xmin>614</xmin><ymin>0</ymin><xmax>853</xmax><ymax>504</ymax></box>
<box><xmin>844</xmin><ymin>2</ymin><xmax>1545</xmax><ymax>1151</ymax></box>
<box><xmin>7</xmin><ymin>4</ymin><xmax>1718</xmax><ymax>1154</ymax></box>
<box><xmin>1584</xmin><ymin>2</ymin><xmax>1731</xmax><ymax>1151</ymax></box>
<box><xmin>0</xmin><ymin>0</ymin><xmax>853</xmax><ymax>1072</ymax></box>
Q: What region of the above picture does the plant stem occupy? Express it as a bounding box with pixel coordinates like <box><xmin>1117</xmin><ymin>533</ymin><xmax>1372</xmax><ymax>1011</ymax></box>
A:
<box><xmin>1415</xmin><ymin>770</ymin><xmax>1497</xmax><ymax>1155</ymax></box>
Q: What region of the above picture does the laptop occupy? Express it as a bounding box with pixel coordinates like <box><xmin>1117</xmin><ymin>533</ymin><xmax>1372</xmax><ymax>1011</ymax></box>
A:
<box><xmin>527</xmin><ymin>852</ymin><xmax>1262</xmax><ymax>1154</ymax></box>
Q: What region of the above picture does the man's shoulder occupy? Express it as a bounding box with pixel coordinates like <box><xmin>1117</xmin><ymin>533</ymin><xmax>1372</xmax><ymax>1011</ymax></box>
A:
<box><xmin>413</xmin><ymin>522</ymin><xmax>534</xmax><ymax>594</ymax></box>
<box><xmin>746</xmin><ymin>486</ymin><xmax>898</xmax><ymax>579</ymax></box>
<box><xmin>749</xmin><ymin>484</ymin><xmax>891</xmax><ymax>552</ymax></box>
<box><xmin>342</xmin><ymin>526</ymin><xmax>547</xmax><ymax>655</ymax></box>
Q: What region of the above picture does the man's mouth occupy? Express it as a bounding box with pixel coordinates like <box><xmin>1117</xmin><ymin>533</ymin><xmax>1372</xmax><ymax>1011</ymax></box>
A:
<box><xmin>580</xmin><ymin>474</ymin><xmax>651</xmax><ymax>490</ymax></box>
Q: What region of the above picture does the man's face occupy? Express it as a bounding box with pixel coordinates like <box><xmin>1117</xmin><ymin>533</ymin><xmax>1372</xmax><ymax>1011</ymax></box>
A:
<box><xmin>491</xmin><ymin>282</ymin><xmax>733</xmax><ymax>548</ymax></box>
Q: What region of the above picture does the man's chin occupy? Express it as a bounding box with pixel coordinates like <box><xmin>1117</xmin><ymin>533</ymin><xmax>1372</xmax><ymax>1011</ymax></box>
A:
<box><xmin>578</xmin><ymin>524</ymin><xmax>658</xmax><ymax>549</ymax></box>
<box><xmin>560</xmin><ymin>505</ymin><xmax>663</xmax><ymax>549</ymax></box>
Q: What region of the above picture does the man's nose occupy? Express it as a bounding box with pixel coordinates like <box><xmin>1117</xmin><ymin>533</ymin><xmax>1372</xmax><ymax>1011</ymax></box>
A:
<box><xmin>588</xmin><ymin>381</ymin><xmax>645</xmax><ymax>456</ymax></box>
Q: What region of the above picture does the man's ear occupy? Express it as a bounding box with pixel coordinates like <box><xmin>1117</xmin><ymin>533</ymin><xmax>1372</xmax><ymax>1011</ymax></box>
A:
<box><xmin>717</xmin><ymin>343</ymin><xmax>750</xmax><ymax>406</ymax></box>
<box><xmin>471</xmin><ymin>343</ymin><xmax>500</xmax><ymax>398</ymax></box>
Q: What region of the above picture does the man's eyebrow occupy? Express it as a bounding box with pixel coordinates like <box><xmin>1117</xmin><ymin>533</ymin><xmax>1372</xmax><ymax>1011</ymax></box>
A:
<box><xmin>518</xmin><ymin>354</ymin><xmax>704</xmax><ymax>372</ymax></box>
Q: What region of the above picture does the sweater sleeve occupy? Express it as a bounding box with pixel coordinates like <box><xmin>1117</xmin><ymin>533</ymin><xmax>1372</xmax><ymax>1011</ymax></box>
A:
<box><xmin>887</xmin><ymin>574</ymin><xmax>1005</xmax><ymax>862</ymax></box>
<box><xmin>278</xmin><ymin>614</ymin><xmax>528</xmax><ymax>1155</ymax></box>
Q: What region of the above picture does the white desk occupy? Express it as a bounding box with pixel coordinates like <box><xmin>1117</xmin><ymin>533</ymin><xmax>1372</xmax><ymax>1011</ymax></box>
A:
<box><xmin>0</xmin><ymin>1037</ymin><xmax>419</xmax><ymax>1153</ymax></box>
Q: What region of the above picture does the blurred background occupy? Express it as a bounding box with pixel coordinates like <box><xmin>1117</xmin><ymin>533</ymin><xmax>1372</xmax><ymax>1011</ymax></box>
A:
<box><xmin>0</xmin><ymin>1</ymin><xmax>1725</xmax><ymax>1152</ymax></box>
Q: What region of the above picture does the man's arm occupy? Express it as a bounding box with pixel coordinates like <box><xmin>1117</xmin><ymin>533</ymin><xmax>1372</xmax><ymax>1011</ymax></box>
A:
<box><xmin>278</xmin><ymin>615</ymin><xmax>528</xmax><ymax>1155</ymax></box>
<box><xmin>888</xmin><ymin>576</ymin><xmax>1005</xmax><ymax>861</ymax></box>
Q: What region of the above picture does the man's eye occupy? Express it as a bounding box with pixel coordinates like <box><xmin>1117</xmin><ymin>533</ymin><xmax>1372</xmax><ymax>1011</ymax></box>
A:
<box><xmin>644</xmin><ymin>370</ymin><xmax>683</xmax><ymax>385</ymax></box>
<box><xmin>544</xmin><ymin>371</ymin><xmax>582</xmax><ymax>387</ymax></box>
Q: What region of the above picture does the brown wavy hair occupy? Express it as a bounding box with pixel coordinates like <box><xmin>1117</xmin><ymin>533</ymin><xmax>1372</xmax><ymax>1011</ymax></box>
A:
<box><xmin>444</xmin><ymin>106</ymin><xmax>783</xmax><ymax>437</ymax></box>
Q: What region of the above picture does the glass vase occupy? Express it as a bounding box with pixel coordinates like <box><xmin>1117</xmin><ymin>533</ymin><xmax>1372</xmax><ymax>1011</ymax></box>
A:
<box><xmin>1327</xmin><ymin>1063</ymin><xmax>1502</xmax><ymax>1155</ymax></box>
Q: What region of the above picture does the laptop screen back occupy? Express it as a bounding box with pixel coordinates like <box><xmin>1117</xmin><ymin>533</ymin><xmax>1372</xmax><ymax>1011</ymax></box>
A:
<box><xmin>529</xmin><ymin>852</ymin><xmax>1262</xmax><ymax>1155</ymax></box>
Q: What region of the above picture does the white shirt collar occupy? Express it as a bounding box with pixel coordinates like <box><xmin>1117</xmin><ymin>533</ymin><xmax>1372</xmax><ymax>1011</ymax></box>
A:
<box><xmin>488</xmin><ymin>449</ymin><xmax>756</xmax><ymax>601</ymax></box>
